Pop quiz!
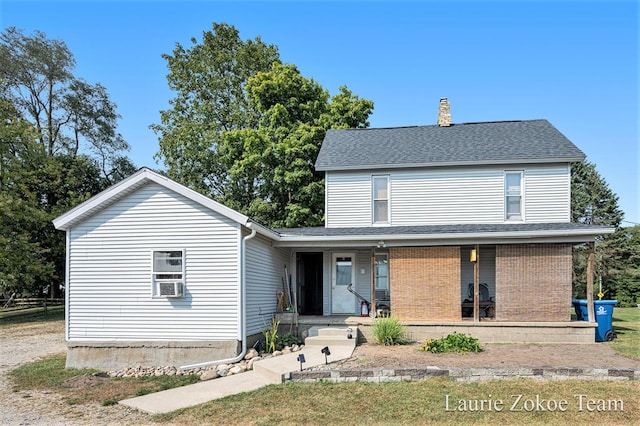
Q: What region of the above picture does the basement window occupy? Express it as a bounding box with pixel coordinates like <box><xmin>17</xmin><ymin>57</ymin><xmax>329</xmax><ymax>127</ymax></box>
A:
<box><xmin>151</xmin><ymin>250</ymin><xmax>185</xmax><ymax>298</ymax></box>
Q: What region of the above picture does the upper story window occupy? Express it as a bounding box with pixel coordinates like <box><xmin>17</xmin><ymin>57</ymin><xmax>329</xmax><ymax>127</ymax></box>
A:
<box><xmin>372</xmin><ymin>175</ymin><xmax>389</xmax><ymax>224</ymax></box>
<box><xmin>505</xmin><ymin>171</ymin><xmax>523</xmax><ymax>221</ymax></box>
<box><xmin>152</xmin><ymin>250</ymin><xmax>185</xmax><ymax>298</ymax></box>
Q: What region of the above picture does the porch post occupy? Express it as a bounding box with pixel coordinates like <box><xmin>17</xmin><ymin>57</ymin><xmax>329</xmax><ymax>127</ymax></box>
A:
<box><xmin>586</xmin><ymin>241</ymin><xmax>595</xmax><ymax>323</ymax></box>
<box><xmin>371</xmin><ymin>249</ymin><xmax>375</xmax><ymax>315</ymax></box>
<box><xmin>473</xmin><ymin>244</ymin><xmax>480</xmax><ymax>322</ymax></box>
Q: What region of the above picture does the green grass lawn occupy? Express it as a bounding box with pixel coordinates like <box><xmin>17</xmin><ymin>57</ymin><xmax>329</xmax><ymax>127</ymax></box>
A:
<box><xmin>0</xmin><ymin>305</ymin><xmax>64</xmax><ymax>325</ymax></box>
<box><xmin>611</xmin><ymin>307</ymin><xmax>640</xmax><ymax>360</ymax></box>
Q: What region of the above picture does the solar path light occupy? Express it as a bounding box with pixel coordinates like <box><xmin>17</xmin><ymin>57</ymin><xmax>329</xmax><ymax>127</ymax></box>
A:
<box><xmin>321</xmin><ymin>346</ymin><xmax>331</xmax><ymax>364</ymax></box>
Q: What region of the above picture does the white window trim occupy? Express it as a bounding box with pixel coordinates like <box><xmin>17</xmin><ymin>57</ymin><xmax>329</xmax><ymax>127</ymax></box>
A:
<box><xmin>151</xmin><ymin>249</ymin><xmax>186</xmax><ymax>298</ymax></box>
<box><xmin>371</xmin><ymin>174</ymin><xmax>390</xmax><ymax>226</ymax></box>
<box><xmin>504</xmin><ymin>170</ymin><xmax>525</xmax><ymax>222</ymax></box>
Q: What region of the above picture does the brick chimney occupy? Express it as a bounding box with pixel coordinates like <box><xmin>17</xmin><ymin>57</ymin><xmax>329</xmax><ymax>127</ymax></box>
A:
<box><xmin>437</xmin><ymin>97</ymin><xmax>451</xmax><ymax>127</ymax></box>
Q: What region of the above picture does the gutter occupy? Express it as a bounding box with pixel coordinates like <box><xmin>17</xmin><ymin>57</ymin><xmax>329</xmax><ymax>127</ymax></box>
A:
<box><xmin>180</xmin><ymin>225</ymin><xmax>257</xmax><ymax>370</ymax></box>
<box><xmin>274</xmin><ymin>227</ymin><xmax>616</xmax><ymax>244</ymax></box>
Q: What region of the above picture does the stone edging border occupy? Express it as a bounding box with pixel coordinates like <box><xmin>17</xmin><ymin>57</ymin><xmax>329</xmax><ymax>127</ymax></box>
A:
<box><xmin>287</xmin><ymin>366</ymin><xmax>640</xmax><ymax>383</ymax></box>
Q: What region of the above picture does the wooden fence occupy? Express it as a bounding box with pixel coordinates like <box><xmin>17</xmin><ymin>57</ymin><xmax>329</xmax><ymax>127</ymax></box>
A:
<box><xmin>2</xmin><ymin>297</ymin><xmax>64</xmax><ymax>310</ymax></box>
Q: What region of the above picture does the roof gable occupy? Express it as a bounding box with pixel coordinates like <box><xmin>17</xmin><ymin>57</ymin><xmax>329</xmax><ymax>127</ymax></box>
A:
<box><xmin>315</xmin><ymin>119</ymin><xmax>586</xmax><ymax>171</ymax></box>
<box><xmin>53</xmin><ymin>168</ymin><xmax>250</xmax><ymax>231</ymax></box>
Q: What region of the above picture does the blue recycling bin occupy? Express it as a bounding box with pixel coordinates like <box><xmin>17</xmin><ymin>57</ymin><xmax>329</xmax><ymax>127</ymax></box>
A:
<box><xmin>572</xmin><ymin>299</ymin><xmax>618</xmax><ymax>342</ymax></box>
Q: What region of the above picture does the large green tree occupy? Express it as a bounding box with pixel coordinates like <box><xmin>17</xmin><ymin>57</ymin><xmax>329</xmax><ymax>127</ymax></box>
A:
<box><xmin>0</xmin><ymin>27</ymin><xmax>133</xmax><ymax>181</ymax></box>
<box><xmin>0</xmin><ymin>28</ymin><xmax>132</xmax><ymax>297</ymax></box>
<box><xmin>153</xmin><ymin>24</ymin><xmax>373</xmax><ymax>228</ymax></box>
<box><xmin>570</xmin><ymin>161</ymin><xmax>627</xmax><ymax>301</ymax></box>
<box><xmin>1</xmin><ymin>99</ymin><xmax>105</xmax><ymax>296</ymax></box>
<box><xmin>609</xmin><ymin>225</ymin><xmax>640</xmax><ymax>306</ymax></box>
<box><xmin>152</xmin><ymin>22</ymin><xmax>280</xmax><ymax>196</ymax></box>
<box><xmin>219</xmin><ymin>63</ymin><xmax>373</xmax><ymax>227</ymax></box>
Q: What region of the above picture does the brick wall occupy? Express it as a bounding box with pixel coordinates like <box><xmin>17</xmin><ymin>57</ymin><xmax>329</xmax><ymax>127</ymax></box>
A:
<box><xmin>390</xmin><ymin>247</ymin><xmax>461</xmax><ymax>321</ymax></box>
<box><xmin>495</xmin><ymin>244</ymin><xmax>572</xmax><ymax>322</ymax></box>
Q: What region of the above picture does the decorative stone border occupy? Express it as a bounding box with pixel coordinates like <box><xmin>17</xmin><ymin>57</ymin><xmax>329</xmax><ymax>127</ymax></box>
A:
<box><xmin>288</xmin><ymin>366</ymin><xmax>640</xmax><ymax>383</ymax></box>
<box><xmin>104</xmin><ymin>345</ymin><xmax>304</xmax><ymax>380</ymax></box>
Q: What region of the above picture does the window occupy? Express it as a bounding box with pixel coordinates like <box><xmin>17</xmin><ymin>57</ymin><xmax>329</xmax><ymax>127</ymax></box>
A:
<box><xmin>374</xmin><ymin>253</ymin><xmax>389</xmax><ymax>302</ymax></box>
<box><xmin>372</xmin><ymin>175</ymin><xmax>389</xmax><ymax>224</ymax></box>
<box><xmin>152</xmin><ymin>250</ymin><xmax>184</xmax><ymax>298</ymax></box>
<box><xmin>505</xmin><ymin>171</ymin><xmax>523</xmax><ymax>221</ymax></box>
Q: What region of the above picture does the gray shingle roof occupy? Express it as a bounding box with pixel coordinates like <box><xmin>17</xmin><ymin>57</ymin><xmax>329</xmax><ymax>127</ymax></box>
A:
<box><xmin>315</xmin><ymin>119</ymin><xmax>585</xmax><ymax>171</ymax></box>
<box><xmin>273</xmin><ymin>222</ymin><xmax>609</xmax><ymax>238</ymax></box>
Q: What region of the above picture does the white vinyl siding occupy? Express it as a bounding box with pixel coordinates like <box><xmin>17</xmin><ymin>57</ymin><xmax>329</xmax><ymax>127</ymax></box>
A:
<box><xmin>325</xmin><ymin>172</ymin><xmax>371</xmax><ymax>227</ymax></box>
<box><xmin>393</xmin><ymin>168</ymin><xmax>504</xmax><ymax>225</ymax></box>
<box><xmin>245</xmin><ymin>233</ymin><xmax>290</xmax><ymax>335</ymax></box>
<box><xmin>325</xmin><ymin>165</ymin><xmax>571</xmax><ymax>226</ymax></box>
<box><xmin>67</xmin><ymin>182</ymin><xmax>241</xmax><ymax>342</ymax></box>
<box><xmin>525</xmin><ymin>165</ymin><xmax>571</xmax><ymax>223</ymax></box>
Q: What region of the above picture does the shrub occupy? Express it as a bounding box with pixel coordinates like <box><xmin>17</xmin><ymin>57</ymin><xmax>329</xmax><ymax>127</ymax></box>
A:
<box><xmin>261</xmin><ymin>317</ymin><xmax>281</xmax><ymax>353</ymax></box>
<box><xmin>277</xmin><ymin>332</ymin><xmax>298</xmax><ymax>349</ymax></box>
<box><xmin>420</xmin><ymin>332</ymin><xmax>481</xmax><ymax>353</ymax></box>
<box><xmin>372</xmin><ymin>316</ymin><xmax>407</xmax><ymax>345</ymax></box>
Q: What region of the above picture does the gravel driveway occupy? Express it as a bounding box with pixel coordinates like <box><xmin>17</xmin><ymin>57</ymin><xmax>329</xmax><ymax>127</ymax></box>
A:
<box><xmin>0</xmin><ymin>319</ymin><xmax>154</xmax><ymax>426</ymax></box>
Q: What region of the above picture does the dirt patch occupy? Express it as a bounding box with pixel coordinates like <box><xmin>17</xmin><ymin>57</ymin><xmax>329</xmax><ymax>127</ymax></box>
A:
<box><xmin>63</xmin><ymin>374</ymin><xmax>109</xmax><ymax>388</ymax></box>
<box><xmin>335</xmin><ymin>342</ymin><xmax>640</xmax><ymax>370</ymax></box>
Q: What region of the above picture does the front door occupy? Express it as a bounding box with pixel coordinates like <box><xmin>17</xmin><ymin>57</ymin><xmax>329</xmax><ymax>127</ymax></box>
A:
<box><xmin>296</xmin><ymin>252</ymin><xmax>323</xmax><ymax>315</ymax></box>
<box><xmin>332</xmin><ymin>253</ymin><xmax>355</xmax><ymax>314</ymax></box>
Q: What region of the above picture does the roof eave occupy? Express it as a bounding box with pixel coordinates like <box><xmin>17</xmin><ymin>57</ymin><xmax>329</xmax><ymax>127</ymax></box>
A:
<box><xmin>273</xmin><ymin>227</ymin><xmax>614</xmax><ymax>248</ymax></box>
<box><xmin>316</xmin><ymin>156</ymin><xmax>585</xmax><ymax>172</ymax></box>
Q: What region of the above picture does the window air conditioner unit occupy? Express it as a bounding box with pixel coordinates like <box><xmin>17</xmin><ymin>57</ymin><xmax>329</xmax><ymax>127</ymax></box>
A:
<box><xmin>159</xmin><ymin>282</ymin><xmax>184</xmax><ymax>297</ymax></box>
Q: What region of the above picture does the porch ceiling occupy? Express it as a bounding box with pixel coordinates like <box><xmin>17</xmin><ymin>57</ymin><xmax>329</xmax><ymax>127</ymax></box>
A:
<box><xmin>272</xmin><ymin>222</ymin><xmax>613</xmax><ymax>248</ymax></box>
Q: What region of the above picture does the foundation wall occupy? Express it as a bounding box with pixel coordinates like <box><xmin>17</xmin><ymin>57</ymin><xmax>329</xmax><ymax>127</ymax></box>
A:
<box><xmin>289</xmin><ymin>317</ymin><xmax>597</xmax><ymax>345</ymax></box>
<box><xmin>66</xmin><ymin>340</ymin><xmax>240</xmax><ymax>370</ymax></box>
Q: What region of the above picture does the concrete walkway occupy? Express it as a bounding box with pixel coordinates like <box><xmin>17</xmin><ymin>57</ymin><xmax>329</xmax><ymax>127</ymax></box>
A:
<box><xmin>120</xmin><ymin>329</ymin><xmax>356</xmax><ymax>415</ymax></box>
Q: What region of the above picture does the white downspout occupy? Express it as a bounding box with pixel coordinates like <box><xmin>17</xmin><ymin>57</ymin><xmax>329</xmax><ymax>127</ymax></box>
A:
<box><xmin>180</xmin><ymin>226</ymin><xmax>257</xmax><ymax>370</ymax></box>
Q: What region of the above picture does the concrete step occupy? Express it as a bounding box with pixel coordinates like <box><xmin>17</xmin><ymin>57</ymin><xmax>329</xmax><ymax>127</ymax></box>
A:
<box><xmin>307</xmin><ymin>325</ymin><xmax>357</xmax><ymax>338</ymax></box>
<box><xmin>305</xmin><ymin>335</ymin><xmax>357</xmax><ymax>348</ymax></box>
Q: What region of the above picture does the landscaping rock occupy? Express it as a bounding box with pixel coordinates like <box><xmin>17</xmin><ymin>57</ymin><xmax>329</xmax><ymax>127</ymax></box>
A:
<box><xmin>245</xmin><ymin>348</ymin><xmax>259</xmax><ymax>360</ymax></box>
<box><xmin>200</xmin><ymin>370</ymin><xmax>217</xmax><ymax>381</ymax></box>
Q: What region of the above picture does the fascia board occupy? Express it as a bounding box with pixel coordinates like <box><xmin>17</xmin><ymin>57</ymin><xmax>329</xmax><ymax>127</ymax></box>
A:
<box><xmin>273</xmin><ymin>227</ymin><xmax>614</xmax><ymax>247</ymax></box>
<box><xmin>316</xmin><ymin>157</ymin><xmax>584</xmax><ymax>172</ymax></box>
<box><xmin>246</xmin><ymin>221</ymin><xmax>281</xmax><ymax>241</ymax></box>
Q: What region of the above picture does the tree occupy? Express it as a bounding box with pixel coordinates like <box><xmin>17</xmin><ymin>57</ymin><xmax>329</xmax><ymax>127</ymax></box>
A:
<box><xmin>219</xmin><ymin>63</ymin><xmax>373</xmax><ymax>227</ymax></box>
<box><xmin>152</xmin><ymin>22</ymin><xmax>280</xmax><ymax>196</ymax></box>
<box><xmin>570</xmin><ymin>161</ymin><xmax>624</xmax><ymax>300</ymax></box>
<box><xmin>0</xmin><ymin>27</ymin><xmax>132</xmax><ymax>181</ymax></box>
<box><xmin>0</xmin><ymin>98</ymin><xmax>53</xmax><ymax>295</ymax></box>
<box><xmin>601</xmin><ymin>225</ymin><xmax>640</xmax><ymax>306</ymax></box>
<box><xmin>0</xmin><ymin>28</ymin><xmax>131</xmax><ymax>296</ymax></box>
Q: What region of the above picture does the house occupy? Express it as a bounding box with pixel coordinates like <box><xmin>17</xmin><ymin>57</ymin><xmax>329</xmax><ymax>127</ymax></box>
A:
<box><xmin>53</xmin><ymin>99</ymin><xmax>613</xmax><ymax>369</ymax></box>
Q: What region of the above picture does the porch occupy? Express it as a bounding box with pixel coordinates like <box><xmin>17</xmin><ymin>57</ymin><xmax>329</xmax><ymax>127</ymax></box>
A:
<box><xmin>277</xmin><ymin>314</ymin><xmax>598</xmax><ymax>344</ymax></box>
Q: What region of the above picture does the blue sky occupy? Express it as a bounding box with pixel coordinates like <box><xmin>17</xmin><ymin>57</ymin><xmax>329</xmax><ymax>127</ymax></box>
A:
<box><xmin>2</xmin><ymin>0</ymin><xmax>638</xmax><ymax>225</ymax></box>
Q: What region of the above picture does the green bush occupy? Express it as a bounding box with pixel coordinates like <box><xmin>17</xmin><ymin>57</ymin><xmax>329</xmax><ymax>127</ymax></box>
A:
<box><xmin>420</xmin><ymin>332</ymin><xmax>481</xmax><ymax>353</ymax></box>
<box><xmin>261</xmin><ymin>318</ymin><xmax>300</xmax><ymax>352</ymax></box>
<box><xmin>372</xmin><ymin>316</ymin><xmax>407</xmax><ymax>345</ymax></box>
<box><xmin>277</xmin><ymin>332</ymin><xmax>298</xmax><ymax>349</ymax></box>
